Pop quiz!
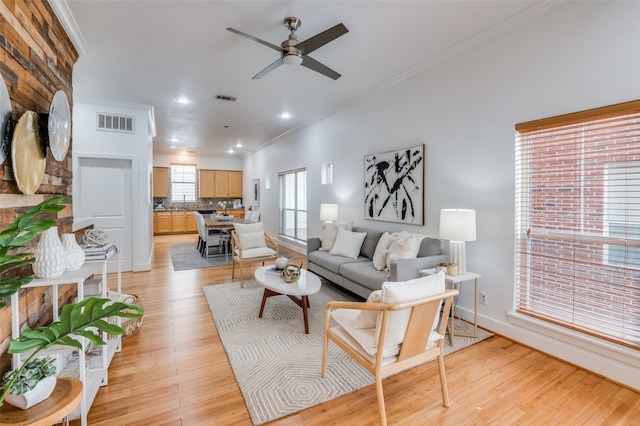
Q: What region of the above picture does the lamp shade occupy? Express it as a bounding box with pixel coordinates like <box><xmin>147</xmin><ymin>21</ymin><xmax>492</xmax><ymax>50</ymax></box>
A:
<box><xmin>320</xmin><ymin>204</ymin><xmax>339</xmax><ymax>221</ymax></box>
<box><xmin>439</xmin><ymin>209</ymin><xmax>476</xmax><ymax>241</ymax></box>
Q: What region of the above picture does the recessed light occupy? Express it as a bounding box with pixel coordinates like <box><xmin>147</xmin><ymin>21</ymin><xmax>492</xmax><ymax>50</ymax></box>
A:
<box><xmin>170</xmin><ymin>145</ymin><xmax>176</xmax><ymax>149</ymax></box>
<box><xmin>280</xmin><ymin>112</ymin><xmax>291</xmax><ymax>119</ymax></box>
<box><xmin>177</xmin><ymin>97</ymin><xmax>190</xmax><ymax>104</ymax></box>
<box><xmin>228</xmin><ymin>148</ymin><xmax>235</xmax><ymax>154</ymax></box>
<box><xmin>170</xmin><ymin>138</ymin><xmax>178</xmax><ymax>143</ymax></box>
<box><xmin>236</xmin><ymin>141</ymin><xmax>243</xmax><ymax>148</ymax></box>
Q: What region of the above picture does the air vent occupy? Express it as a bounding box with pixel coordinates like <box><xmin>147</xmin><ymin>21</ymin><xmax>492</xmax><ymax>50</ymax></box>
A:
<box><xmin>216</xmin><ymin>95</ymin><xmax>237</xmax><ymax>102</ymax></box>
<box><xmin>96</xmin><ymin>113</ymin><xmax>134</xmax><ymax>133</ymax></box>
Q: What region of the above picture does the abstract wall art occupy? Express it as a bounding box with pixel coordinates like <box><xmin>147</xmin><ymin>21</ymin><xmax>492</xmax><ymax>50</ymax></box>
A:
<box><xmin>364</xmin><ymin>144</ymin><xmax>424</xmax><ymax>225</ymax></box>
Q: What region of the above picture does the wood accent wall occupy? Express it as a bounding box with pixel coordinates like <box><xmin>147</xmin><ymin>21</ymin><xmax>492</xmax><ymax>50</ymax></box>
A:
<box><xmin>0</xmin><ymin>0</ymin><xmax>79</xmax><ymax>374</ymax></box>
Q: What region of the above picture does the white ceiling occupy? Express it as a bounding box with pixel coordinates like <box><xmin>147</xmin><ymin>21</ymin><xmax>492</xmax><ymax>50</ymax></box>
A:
<box><xmin>63</xmin><ymin>0</ymin><xmax>547</xmax><ymax>158</ymax></box>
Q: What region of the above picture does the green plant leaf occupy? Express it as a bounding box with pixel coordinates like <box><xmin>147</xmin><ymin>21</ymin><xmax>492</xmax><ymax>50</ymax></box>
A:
<box><xmin>8</xmin><ymin>297</ymin><xmax>143</xmax><ymax>355</ymax></box>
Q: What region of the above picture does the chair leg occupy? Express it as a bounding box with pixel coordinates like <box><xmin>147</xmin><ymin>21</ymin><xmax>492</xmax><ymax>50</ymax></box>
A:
<box><xmin>438</xmin><ymin>352</ymin><xmax>450</xmax><ymax>407</ymax></box>
<box><xmin>321</xmin><ymin>326</ymin><xmax>329</xmax><ymax>378</ymax></box>
<box><xmin>239</xmin><ymin>258</ymin><xmax>244</xmax><ymax>288</ymax></box>
<box><xmin>375</xmin><ymin>375</ymin><xmax>387</xmax><ymax>426</ymax></box>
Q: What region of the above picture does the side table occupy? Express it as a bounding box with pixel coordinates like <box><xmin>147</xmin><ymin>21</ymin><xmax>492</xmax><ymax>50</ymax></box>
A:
<box><xmin>0</xmin><ymin>377</ymin><xmax>83</xmax><ymax>426</ymax></box>
<box><xmin>420</xmin><ymin>269</ymin><xmax>481</xmax><ymax>344</ymax></box>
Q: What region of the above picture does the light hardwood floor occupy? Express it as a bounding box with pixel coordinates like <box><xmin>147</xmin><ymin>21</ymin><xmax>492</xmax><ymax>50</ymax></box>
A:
<box><xmin>80</xmin><ymin>234</ymin><xmax>640</xmax><ymax>425</ymax></box>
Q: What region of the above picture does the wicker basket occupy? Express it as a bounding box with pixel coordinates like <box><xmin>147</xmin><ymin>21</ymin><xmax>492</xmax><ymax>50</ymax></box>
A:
<box><xmin>108</xmin><ymin>293</ymin><xmax>143</xmax><ymax>340</ymax></box>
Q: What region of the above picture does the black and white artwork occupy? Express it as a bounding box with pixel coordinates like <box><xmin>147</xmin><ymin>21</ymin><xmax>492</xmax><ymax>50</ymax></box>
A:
<box><xmin>364</xmin><ymin>144</ymin><xmax>424</xmax><ymax>225</ymax></box>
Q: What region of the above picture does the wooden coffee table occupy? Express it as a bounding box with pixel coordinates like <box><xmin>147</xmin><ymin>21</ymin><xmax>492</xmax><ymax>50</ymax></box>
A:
<box><xmin>254</xmin><ymin>265</ymin><xmax>321</xmax><ymax>334</ymax></box>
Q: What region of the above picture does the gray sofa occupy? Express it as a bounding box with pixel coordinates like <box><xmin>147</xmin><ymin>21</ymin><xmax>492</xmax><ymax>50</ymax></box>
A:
<box><xmin>307</xmin><ymin>226</ymin><xmax>448</xmax><ymax>299</ymax></box>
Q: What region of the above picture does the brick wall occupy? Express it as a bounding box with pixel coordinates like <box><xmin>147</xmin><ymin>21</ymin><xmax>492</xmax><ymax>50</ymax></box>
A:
<box><xmin>0</xmin><ymin>0</ymin><xmax>79</xmax><ymax>374</ymax></box>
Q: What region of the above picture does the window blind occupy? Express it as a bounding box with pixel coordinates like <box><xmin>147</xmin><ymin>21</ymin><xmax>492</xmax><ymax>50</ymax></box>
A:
<box><xmin>515</xmin><ymin>100</ymin><xmax>640</xmax><ymax>349</ymax></box>
<box><xmin>279</xmin><ymin>168</ymin><xmax>307</xmax><ymax>242</ymax></box>
<box><xmin>170</xmin><ymin>164</ymin><xmax>196</xmax><ymax>203</ymax></box>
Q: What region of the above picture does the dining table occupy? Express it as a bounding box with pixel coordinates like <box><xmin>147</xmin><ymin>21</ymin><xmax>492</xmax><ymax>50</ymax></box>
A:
<box><xmin>202</xmin><ymin>216</ymin><xmax>250</xmax><ymax>232</ymax></box>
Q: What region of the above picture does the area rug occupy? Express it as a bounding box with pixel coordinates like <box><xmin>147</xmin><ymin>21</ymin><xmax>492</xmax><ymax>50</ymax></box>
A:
<box><xmin>170</xmin><ymin>243</ymin><xmax>231</xmax><ymax>271</ymax></box>
<box><xmin>203</xmin><ymin>279</ymin><xmax>494</xmax><ymax>425</ymax></box>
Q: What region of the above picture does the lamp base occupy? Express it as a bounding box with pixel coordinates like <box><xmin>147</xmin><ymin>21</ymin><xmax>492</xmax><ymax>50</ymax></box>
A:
<box><xmin>448</xmin><ymin>240</ymin><xmax>467</xmax><ymax>275</ymax></box>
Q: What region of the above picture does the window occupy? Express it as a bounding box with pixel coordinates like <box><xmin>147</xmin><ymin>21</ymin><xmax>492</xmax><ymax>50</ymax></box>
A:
<box><xmin>515</xmin><ymin>100</ymin><xmax>640</xmax><ymax>349</ymax></box>
<box><xmin>279</xmin><ymin>168</ymin><xmax>307</xmax><ymax>242</ymax></box>
<box><xmin>170</xmin><ymin>164</ymin><xmax>196</xmax><ymax>203</ymax></box>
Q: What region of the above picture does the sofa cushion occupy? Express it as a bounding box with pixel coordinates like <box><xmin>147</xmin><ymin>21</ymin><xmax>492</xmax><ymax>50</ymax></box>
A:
<box><xmin>372</xmin><ymin>231</ymin><xmax>393</xmax><ymax>271</ymax></box>
<box><xmin>340</xmin><ymin>261</ymin><xmax>388</xmax><ymax>292</ymax></box>
<box><xmin>356</xmin><ymin>228</ymin><xmax>383</xmax><ymax>260</ymax></box>
<box><xmin>238</xmin><ymin>231</ymin><xmax>266</xmax><ymax>250</ymax></box>
<box><xmin>417</xmin><ymin>236</ymin><xmax>442</xmax><ymax>257</ymax></box>
<box><xmin>308</xmin><ymin>250</ymin><xmax>369</xmax><ymax>275</ymax></box>
<box><xmin>320</xmin><ymin>221</ymin><xmax>352</xmax><ymax>251</ymax></box>
<box><xmin>330</xmin><ymin>228</ymin><xmax>367</xmax><ymax>259</ymax></box>
<box><xmin>386</xmin><ymin>231</ymin><xmax>420</xmax><ymax>271</ymax></box>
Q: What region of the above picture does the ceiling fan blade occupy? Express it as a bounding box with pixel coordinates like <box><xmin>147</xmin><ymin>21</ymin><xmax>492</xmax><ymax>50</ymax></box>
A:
<box><xmin>300</xmin><ymin>56</ymin><xmax>341</xmax><ymax>80</ymax></box>
<box><xmin>226</xmin><ymin>27</ymin><xmax>283</xmax><ymax>52</ymax></box>
<box><xmin>252</xmin><ymin>58</ymin><xmax>284</xmax><ymax>79</ymax></box>
<box><xmin>296</xmin><ymin>23</ymin><xmax>348</xmax><ymax>55</ymax></box>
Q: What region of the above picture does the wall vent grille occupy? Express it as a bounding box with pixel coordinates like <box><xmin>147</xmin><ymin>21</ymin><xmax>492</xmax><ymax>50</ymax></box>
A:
<box><xmin>96</xmin><ymin>112</ymin><xmax>134</xmax><ymax>133</ymax></box>
<box><xmin>215</xmin><ymin>95</ymin><xmax>237</xmax><ymax>102</ymax></box>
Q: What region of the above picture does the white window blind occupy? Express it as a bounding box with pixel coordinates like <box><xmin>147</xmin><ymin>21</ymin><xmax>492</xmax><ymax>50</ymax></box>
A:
<box><xmin>170</xmin><ymin>164</ymin><xmax>196</xmax><ymax>203</ymax></box>
<box><xmin>279</xmin><ymin>169</ymin><xmax>307</xmax><ymax>242</ymax></box>
<box><xmin>515</xmin><ymin>100</ymin><xmax>640</xmax><ymax>349</ymax></box>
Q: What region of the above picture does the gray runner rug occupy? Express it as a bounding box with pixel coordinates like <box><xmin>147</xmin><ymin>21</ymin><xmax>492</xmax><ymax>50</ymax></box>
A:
<box><xmin>203</xmin><ymin>279</ymin><xmax>493</xmax><ymax>425</ymax></box>
<box><xmin>170</xmin><ymin>243</ymin><xmax>231</xmax><ymax>271</ymax></box>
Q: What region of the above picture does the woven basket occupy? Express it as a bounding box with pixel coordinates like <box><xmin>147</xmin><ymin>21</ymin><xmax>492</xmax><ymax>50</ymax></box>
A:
<box><xmin>108</xmin><ymin>294</ymin><xmax>143</xmax><ymax>340</ymax></box>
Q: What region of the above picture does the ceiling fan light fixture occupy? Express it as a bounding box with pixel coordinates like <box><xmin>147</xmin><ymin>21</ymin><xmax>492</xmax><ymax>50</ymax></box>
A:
<box><xmin>283</xmin><ymin>53</ymin><xmax>303</xmax><ymax>66</ymax></box>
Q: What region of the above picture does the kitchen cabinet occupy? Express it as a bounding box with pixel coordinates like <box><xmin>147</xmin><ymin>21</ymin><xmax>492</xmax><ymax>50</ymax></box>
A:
<box><xmin>199</xmin><ymin>169</ymin><xmax>215</xmax><ymax>198</ymax></box>
<box><xmin>153</xmin><ymin>211</ymin><xmax>197</xmax><ymax>235</ymax></box>
<box><xmin>229</xmin><ymin>171</ymin><xmax>242</xmax><ymax>197</ymax></box>
<box><xmin>153</xmin><ymin>167</ymin><xmax>169</xmax><ymax>198</ymax></box>
<box><xmin>198</xmin><ymin>169</ymin><xmax>242</xmax><ymax>198</ymax></box>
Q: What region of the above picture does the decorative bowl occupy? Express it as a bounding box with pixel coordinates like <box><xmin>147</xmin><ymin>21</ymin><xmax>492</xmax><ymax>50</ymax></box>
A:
<box><xmin>214</xmin><ymin>215</ymin><xmax>234</xmax><ymax>221</ymax></box>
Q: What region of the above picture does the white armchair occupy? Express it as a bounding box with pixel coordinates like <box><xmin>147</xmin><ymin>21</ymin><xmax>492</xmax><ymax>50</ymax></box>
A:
<box><xmin>231</xmin><ymin>222</ymin><xmax>279</xmax><ymax>287</ymax></box>
<box><xmin>322</xmin><ymin>272</ymin><xmax>458</xmax><ymax>426</ymax></box>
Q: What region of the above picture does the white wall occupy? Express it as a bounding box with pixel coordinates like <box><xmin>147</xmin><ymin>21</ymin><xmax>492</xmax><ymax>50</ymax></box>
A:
<box><xmin>243</xmin><ymin>2</ymin><xmax>640</xmax><ymax>389</ymax></box>
<box><xmin>153</xmin><ymin>154</ymin><xmax>242</xmax><ymax>170</ymax></box>
<box><xmin>72</xmin><ymin>96</ymin><xmax>154</xmax><ymax>272</ymax></box>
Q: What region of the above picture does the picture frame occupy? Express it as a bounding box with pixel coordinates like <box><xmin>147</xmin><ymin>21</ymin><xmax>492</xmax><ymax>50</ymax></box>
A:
<box><xmin>252</xmin><ymin>178</ymin><xmax>260</xmax><ymax>207</ymax></box>
<box><xmin>364</xmin><ymin>144</ymin><xmax>424</xmax><ymax>225</ymax></box>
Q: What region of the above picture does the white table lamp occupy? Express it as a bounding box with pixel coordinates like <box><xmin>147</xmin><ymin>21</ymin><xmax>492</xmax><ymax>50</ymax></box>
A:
<box><xmin>319</xmin><ymin>204</ymin><xmax>339</xmax><ymax>222</ymax></box>
<box><xmin>439</xmin><ymin>209</ymin><xmax>476</xmax><ymax>274</ymax></box>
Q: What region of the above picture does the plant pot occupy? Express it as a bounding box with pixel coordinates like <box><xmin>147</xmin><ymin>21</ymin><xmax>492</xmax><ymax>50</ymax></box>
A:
<box><xmin>32</xmin><ymin>226</ymin><xmax>66</xmax><ymax>278</ymax></box>
<box><xmin>4</xmin><ymin>375</ymin><xmax>57</xmax><ymax>410</ymax></box>
<box><xmin>61</xmin><ymin>233</ymin><xmax>85</xmax><ymax>271</ymax></box>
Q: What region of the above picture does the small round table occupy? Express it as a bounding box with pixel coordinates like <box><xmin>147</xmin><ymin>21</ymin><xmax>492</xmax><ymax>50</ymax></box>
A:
<box><xmin>0</xmin><ymin>377</ymin><xmax>83</xmax><ymax>426</ymax></box>
<box><xmin>254</xmin><ymin>266</ymin><xmax>321</xmax><ymax>334</ymax></box>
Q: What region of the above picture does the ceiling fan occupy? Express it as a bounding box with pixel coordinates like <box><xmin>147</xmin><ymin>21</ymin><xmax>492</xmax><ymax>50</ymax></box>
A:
<box><xmin>227</xmin><ymin>17</ymin><xmax>348</xmax><ymax>80</ymax></box>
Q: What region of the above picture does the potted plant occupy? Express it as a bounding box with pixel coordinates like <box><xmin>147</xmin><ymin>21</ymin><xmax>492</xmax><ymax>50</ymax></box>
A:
<box><xmin>1</xmin><ymin>356</ymin><xmax>57</xmax><ymax>409</ymax></box>
<box><xmin>0</xmin><ymin>196</ymin><xmax>144</xmax><ymax>408</ymax></box>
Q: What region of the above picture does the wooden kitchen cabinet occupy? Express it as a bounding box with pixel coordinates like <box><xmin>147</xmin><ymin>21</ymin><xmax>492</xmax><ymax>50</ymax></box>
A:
<box><xmin>229</xmin><ymin>171</ymin><xmax>242</xmax><ymax>197</ymax></box>
<box><xmin>153</xmin><ymin>167</ymin><xmax>170</xmax><ymax>198</ymax></box>
<box><xmin>185</xmin><ymin>211</ymin><xmax>197</xmax><ymax>232</ymax></box>
<box><xmin>198</xmin><ymin>169</ymin><xmax>242</xmax><ymax>198</ymax></box>
<box><xmin>154</xmin><ymin>211</ymin><xmax>172</xmax><ymax>234</ymax></box>
<box><xmin>199</xmin><ymin>169</ymin><xmax>215</xmax><ymax>198</ymax></box>
<box><xmin>153</xmin><ymin>211</ymin><xmax>197</xmax><ymax>235</ymax></box>
<box><xmin>171</xmin><ymin>212</ymin><xmax>186</xmax><ymax>232</ymax></box>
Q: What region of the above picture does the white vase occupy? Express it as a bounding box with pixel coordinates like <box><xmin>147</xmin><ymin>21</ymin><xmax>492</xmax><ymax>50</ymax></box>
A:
<box><xmin>4</xmin><ymin>375</ymin><xmax>57</xmax><ymax>410</ymax></box>
<box><xmin>32</xmin><ymin>226</ymin><xmax>66</xmax><ymax>278</ymax></box>
<box><xmin>61</xmin><ymin>233</ymin><xmax>85</xmax><ymax>271</ymax></box>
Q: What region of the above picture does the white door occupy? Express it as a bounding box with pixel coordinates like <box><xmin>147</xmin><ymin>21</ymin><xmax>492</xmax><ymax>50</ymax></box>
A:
<box><xmin>77</xmin><ymin>157</ymin><xmax>133</xmax><ymax>272</ymax></box>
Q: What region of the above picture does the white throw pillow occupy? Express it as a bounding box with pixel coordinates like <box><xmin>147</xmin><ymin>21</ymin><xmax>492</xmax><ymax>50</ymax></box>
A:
<box><xmin>385</xmin><ymin>231</ymin><xmax>420</xmax><ymax>272</ymax></box>
<box><xmin>354</xmin><ymin>290</ymin><xmax>382</xmax><ymax>328</ymax></box>
<box><xmin>237</xmin><ymin>231</ymin><xmax>266</xmax><ymax>250</ymax></box>
<box><xmin>330</xmin><ymin>228</ymin><xmax>367</xmax><ymax>259</ymax></box>
<box><xmin>379</xmin><ymin>272</ymin><xmax>446</xmax><ymax>346</ymax></box>
<box><xmin>319</xmin><ymin>221</ymin><xmax>352</xmax><ymax>251</ymax></box>
<box><xmin>372</xmin><ymin>232</ymin><xmax>393</xmax><ymax>271</ymax></box>
<box><xmin>234</xmin><ymin>222</ymin><xmax>264</xmax><ymax>234</ymax></box>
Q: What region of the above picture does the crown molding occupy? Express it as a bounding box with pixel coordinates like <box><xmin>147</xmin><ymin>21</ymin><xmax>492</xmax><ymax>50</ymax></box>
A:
<box><xmin>48</xmin><ymin>0</ymin><xmax>88</xmax><ymax>56</ymax></box>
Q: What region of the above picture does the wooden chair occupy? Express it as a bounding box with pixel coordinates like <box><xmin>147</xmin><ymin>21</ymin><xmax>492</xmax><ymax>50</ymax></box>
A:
<box><xmin>231</xmin><ymin>222</ymin><xmax>279</xmax><ymax>287</ymax></box>
<box><xmin>321</xmin><ymin>272</ymin><xmax>458</xmax><ymax>426</ymax></box>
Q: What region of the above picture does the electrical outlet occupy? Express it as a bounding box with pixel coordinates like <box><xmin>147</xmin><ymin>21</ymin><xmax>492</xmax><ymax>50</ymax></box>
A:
<box><xmin>480</xmin><ymin>292</ymin><xmax>488</xmax><ymax>305</ymax></box>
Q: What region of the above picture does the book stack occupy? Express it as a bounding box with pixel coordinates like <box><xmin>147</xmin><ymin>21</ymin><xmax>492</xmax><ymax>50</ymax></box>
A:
<box><xmin>82</xmin><ymin>243</ymin><xmax>117</xmax><ymax>261</ymax></box>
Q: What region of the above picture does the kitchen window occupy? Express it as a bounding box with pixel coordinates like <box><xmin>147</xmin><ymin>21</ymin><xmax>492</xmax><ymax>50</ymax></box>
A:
<box><xmin>170</xmin><ymin>164</ymin><xmax>196</xmax><ymax>203</ymax></box>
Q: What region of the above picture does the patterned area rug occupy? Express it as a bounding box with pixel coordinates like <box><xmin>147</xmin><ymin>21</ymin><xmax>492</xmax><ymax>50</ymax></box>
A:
<box><xmin>203</xmin><ymin>279</ymin><xmax>493</xmax><ymax>425</ymax></box>
<box><xmin>169</xmin><ymin>243</ymin><xmax>231</xmax><ymax>271</ymax></box>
